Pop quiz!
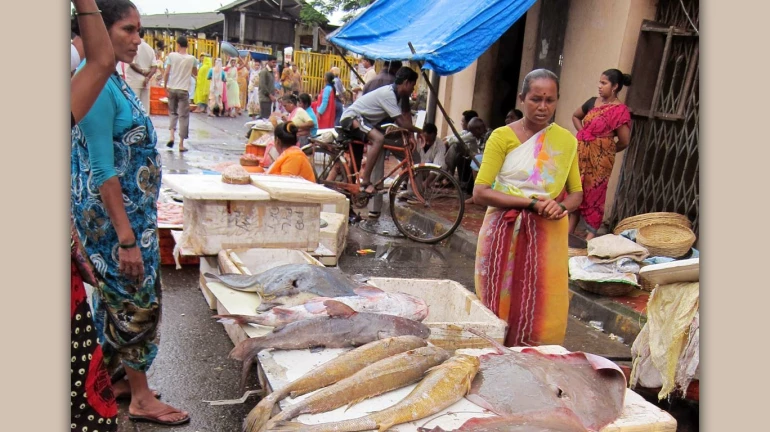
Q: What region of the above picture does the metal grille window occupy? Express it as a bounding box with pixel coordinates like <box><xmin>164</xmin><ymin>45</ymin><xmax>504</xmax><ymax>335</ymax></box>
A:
<box><xmin>610</xmin><ymin>0</ymin><xmax>699</xmax><ymax>236</ymax></box>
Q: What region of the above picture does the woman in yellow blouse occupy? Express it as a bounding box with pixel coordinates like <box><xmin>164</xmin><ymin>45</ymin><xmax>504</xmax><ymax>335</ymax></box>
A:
<box><xmin>473</xmin><ymin>69</ymin><xmax>583</xmax><ymax>347</ymax></box>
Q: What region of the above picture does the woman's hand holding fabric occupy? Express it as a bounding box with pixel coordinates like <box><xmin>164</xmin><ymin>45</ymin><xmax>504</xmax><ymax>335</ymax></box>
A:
<box><xmin>119</xmin><ymin>246</ymin><xmax>145</xmax><ymax>282</ymax></box>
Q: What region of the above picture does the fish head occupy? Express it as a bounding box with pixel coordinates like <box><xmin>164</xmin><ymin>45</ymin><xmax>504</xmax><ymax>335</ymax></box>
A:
<box><xmin>387</xmin><ymin>316</ymin><xmax>431</xmax><ymax>340</ymax></box>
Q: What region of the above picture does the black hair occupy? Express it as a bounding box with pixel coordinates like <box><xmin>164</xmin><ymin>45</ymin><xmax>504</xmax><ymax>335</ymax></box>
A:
<box><xmin>514</xmin><ymin>109</ymin><xmax>523</xmax><ymax>119</ymax></box>
<box><xmin>139</xmin><ymin>28</ymin><xmax>145</xmax><ymax>38</ymax></box>
<box><xmin>177</xmin><ymin>36</ymin><xmax>188</xmax><ymax>48</ymax></box>
<box><xmin>281</xmin><ymin>94</ymin><xmax>298</xmax><ymax>105</ymax></box>
<box><xmin>325</xmin><ymin>72</ymin><xmax>335</xmax><ymax>85</ymax></box>
<box><xmin>387</xmin><ymin>60</ymin><xmax>403</xmax><ymax>76</ymax></box>
<box><xmin>156</xmin><ymin>40</ymin><xmax>165</xmax><ymax>50</ymax></box>
<box><xmin>602</xmin><ymin>68</ymin><xmax>632</xmax><ymax>94</ymax></box>
<box><xmin>521</xmin><ymin>68</ymin><xmax>560</xmax><ymax>98</ymax></box>
<box><xmin>72</xmin><ymin>0</ymin><xmax>137</xmax><ymax>35</ymax></box>
<box><xmin>363</xmin><ymin>57</ymin><xmax>374</xmax><ymax>65</ymax></box>
<box><xmin>274</xmin><ymin>122</ymin><xmax>299</xmax><ymax>147</ymax></box>
<box><xmin>298</xmin><ymin>93</ymin><xmax>312</xmax><ymax>107</ymax></box>
<box><xmin>422</xmin><ymin>123</ymin><xmax>438</xmax><ymax>135</ymax></box>
<box><xmin>394</xmin><ymin>67</ymin><xmax>418</xmax><ymax>85</ymax></box>
<box><xmin>462</xmin><ymin>110</ymin><xmax>479</xmax><ymax>125</ymax></box>
<box><xmin>267</xmin><ymin>55</ymin><xmax>277</xmax><ymax>61</ymax></box>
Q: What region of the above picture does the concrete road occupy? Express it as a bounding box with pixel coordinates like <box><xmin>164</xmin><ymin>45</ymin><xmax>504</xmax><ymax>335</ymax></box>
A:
<box><xmin>114</xmin><ymin>113</ymin><xmax>634</xmax><ymax>431</ymax></box>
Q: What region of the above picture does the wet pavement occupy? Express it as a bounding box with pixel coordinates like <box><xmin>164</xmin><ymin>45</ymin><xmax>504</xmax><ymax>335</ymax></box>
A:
<box><xmin>113</xmin><ymin>114</ymin><xmax>649</xmax><ymax>431</ymax></box>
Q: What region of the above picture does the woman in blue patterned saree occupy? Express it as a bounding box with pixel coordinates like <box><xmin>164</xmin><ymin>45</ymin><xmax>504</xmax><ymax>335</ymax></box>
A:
<box><xmin>71</xmin><ymin>0</ymin><xmax>189</xmax><ymax>426</ymax></box>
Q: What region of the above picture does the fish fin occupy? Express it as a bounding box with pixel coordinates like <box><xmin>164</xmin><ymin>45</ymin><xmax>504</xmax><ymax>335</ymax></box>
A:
<box><xmin>467</xmin><ymin>328</ymin><xmax>511</xmax><ymax>354</ymax></box>
<box><xmin>256</xmin><ymin>300</ymin><xmax>282</xmax><ymax>312</ymax></box>
<box><xmin>323</xmin><ymin>300</ymin><xmax>358</xmax><ymax>318</ymax></box>
<box><xmin>308</xmin><ymin>345</ymin><xmax>326</xmax><ymax>354</ymax></box>
<box><xmin>203</xmin><ymin>272</ymin><xmax>221</xmax><ymax>280</ymax></box>
<box><xmin>270</xmin><ymin>307</ymin><xmax>295</xmax><ymax>319</ymax></box>
<box><xmin>243</xmin><ymin>393</ymin><xmax>278</xmax><ymax>432</ymax></box>
<box><xmin>352</xmin><ymin>285</ymin><xmax>384</xmax><ymax>297</ymax></box>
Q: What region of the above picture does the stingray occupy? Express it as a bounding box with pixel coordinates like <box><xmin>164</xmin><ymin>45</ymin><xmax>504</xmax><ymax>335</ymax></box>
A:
<box><xmin>465</xmin><ymin>330</ymin><xmax>627</xmax><ymax>432</ymax></box>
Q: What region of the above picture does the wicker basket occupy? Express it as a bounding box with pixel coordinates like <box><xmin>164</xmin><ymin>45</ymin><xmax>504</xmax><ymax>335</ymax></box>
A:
<box><xmin>639</xmin><ymin>275</ymin><xmax>658</xmax><ymax>292</ymax></box>
<box><xmin>574</xmin><ymin>280</ymin><xmax>636</xmax><ymax>297</ymax></box>
<box><xmin>569</xmin><ymin>247</ymin><xmax>588</xmax><ymax>257</ymax></box>
<box><xmin>636</xmin><ymin>223</ymin><xmax>696</xmax><ymax>258</ymax></box>
<box><xmin>613</xmin><ymin>212</ymin><xmax>692</xmax><ymax>235</ymax></box>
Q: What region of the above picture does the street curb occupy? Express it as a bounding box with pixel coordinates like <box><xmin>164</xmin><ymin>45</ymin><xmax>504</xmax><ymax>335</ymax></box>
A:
<box><xmin>399</xmin><ymin>206</ymin><xmax>645</xmax><ymax>343</ymax></box>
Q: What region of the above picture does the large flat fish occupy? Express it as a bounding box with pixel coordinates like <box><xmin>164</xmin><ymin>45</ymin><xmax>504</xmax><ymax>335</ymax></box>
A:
<box><xmin>269</xmin><ymin>354</ymin><xmax>480</xmax><ymax>432</ymax></box>
<box><xmin>244</xmin><ymin>336</ymin><xmax>428</xmax><ymax>432</ymax></box>
<box><xmin>214</xmin><ymin>286</ymin><xmax>429</xmax><ymax>327</ymax></box>
<box><xmin>229</xmin><ymin>300</ymin><xmax>431</xmax><ymax>393</ymax></box>
<box><xmin>204</xmin><ymin>264</ymin><xmax>361</xmax><ymax>310</ymax></box>
<box><xmin>465</xmin><ymin>330</ymin><xmax>626</xmax><ymax>432</ymax></box>
<box><xmin>264</xmin><ymin>346</ymin><xmax>450</xmax><ymax>431</ymax></box>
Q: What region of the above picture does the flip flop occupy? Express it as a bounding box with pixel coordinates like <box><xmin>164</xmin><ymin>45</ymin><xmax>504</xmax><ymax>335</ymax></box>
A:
<box><xmin>179</xmin><ymin>148</ymin><xmax>189</xmax><ymax>153</ymax></box>
<box><xmin>129</xmin><ymin>406</ymin><xmax>190</xmax><ymax>426</ymax></box>
<box><xmin>166</xmin><ymin>140</ymin><xmax>174</xmax><ymax>148</ymax></box>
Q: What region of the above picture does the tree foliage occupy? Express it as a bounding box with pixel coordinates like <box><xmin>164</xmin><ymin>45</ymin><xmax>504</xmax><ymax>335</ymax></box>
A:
<box><xmin>300</xmin><ymin>0</ymin><xmax>375</xmax><ymax>26</ymax></box>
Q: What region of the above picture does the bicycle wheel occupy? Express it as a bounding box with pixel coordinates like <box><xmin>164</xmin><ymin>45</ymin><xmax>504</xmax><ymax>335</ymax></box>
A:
<box><xmin>309</xmin><ymin>147</ymin><xmax>346</xmax><ymax>184</ymax></box>
<box><xmin>389</xmin><ymin>166</ymin><xmax>465</xmax><ymax>243</ymax></box>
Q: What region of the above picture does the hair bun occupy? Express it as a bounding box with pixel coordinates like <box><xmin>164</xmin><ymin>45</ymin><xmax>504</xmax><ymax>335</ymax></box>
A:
<box><xmin>622</xmin><ymin>74</ymin><xmax>632</xmax><ymax>86</ymax></box>
<box><xmin>286</xmin><ymin>122</ymin><xmax>298</xmax><ymax>134</ymax></box>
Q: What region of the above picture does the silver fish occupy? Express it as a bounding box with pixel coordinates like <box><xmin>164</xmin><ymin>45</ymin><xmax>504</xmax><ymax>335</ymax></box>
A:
<box><xmin>204</xmin><ymin>264</ymin><xmax>361</xmax><ymax>311</ymax></box>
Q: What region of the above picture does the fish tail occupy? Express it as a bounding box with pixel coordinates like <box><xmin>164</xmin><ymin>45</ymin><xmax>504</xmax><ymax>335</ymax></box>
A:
<box><xmin>214</xmin><ymin>314</ymin><xmax>261</xmax><ymax>326</ymax></box>
<box><xmin>243</xmin><ymin>394</ymin><xmax>278</xmax><ymax>432</ymax></box>
<box><xmin>230</xmin><ymin>339</ymin><xmax>264</xmax><ymax>393</ymax></box>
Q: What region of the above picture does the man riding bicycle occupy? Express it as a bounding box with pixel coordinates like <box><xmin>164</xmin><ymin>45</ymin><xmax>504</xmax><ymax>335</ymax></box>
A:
<box><xmin>339</xmin><ymin>67</ymin><xmax>422</xmax><ymax>195</ymax></box>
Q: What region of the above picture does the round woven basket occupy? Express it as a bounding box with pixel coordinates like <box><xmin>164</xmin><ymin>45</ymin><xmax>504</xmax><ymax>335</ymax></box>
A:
<box><xmin>639</xmin><ymin>276</ymin><xmax>658</xmax><ymax>292</ymax></box>
<box><xmin>574</xmin><ymin>280</ymin><xmax>635</xmax><ymax>297</ymax></box>
<box><xmin>613</xmin><ymin>212</ymin><xmax>691</xmax><ymax>235</ymax></box>
<box><xmin>636</xmin><ymin>223</ymin><xmax>696</xmax><ymax>258</ymax></box>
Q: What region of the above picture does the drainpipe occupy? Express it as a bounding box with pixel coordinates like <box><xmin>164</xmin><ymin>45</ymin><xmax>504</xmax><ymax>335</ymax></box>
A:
<box><xmin>425</xmin><ymin>70</ymin><xmax>440</xmax><ymax>124</ymax></box>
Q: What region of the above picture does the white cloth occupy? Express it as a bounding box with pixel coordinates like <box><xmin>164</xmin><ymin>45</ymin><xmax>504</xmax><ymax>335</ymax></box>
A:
<box><xmin>340</xmin><ymin>84</ymin><xmax>402</xmax><ymax>125</ymax></box>
<box><xmin>70</xmin><ymin>44</ymin><xmax>81</xmax><ymax>73</ymax></box>
<box><xmin>568</xmin><ymin>256</ymin><xmax>640</xmax><ymax>285</ymax></box>
<box><xmin>165</xmin><ymin>52</ymin><xmax>197</xmax><ymax>91</ymax></box>
<box><xmin>418</xmin><ymin>138</ymin><xmax>446</xmax><ymax>168</ymax></box>
<box><xmin>125</xmin><ymin>41</ymin><xmax>155</xmax><ymax>88</ymax></box>
<box><xmin>494</xmin><ymin>128</ymin><xmax>549</xmax><ymax>198</ymax></box>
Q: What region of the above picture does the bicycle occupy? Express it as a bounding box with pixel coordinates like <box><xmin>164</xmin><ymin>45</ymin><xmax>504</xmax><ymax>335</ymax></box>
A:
<box><xmin>306</xmin><ymin>126</ymin><xmax>465</xmax><ymax>244</ymax></box>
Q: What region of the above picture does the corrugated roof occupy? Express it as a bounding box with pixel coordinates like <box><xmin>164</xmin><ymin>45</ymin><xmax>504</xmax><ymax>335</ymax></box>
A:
<box><xmin>141</xmin><ymin>12</ymin><xmax>223</xmax><ymax>31</ymax></box>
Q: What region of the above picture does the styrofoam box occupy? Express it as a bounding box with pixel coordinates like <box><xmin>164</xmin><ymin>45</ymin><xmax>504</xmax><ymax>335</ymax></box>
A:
<box><xmin>366</xmin><ymin>277</ymin><xmax>508</xmax><ymax>351</ymax></box>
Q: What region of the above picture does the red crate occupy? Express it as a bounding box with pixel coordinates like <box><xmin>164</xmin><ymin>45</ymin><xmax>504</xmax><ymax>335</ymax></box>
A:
<box><xmin>150</xmin><ymin>100</ymin><xmax>168</xmax><ymax>116</ymax></box>
<box><xmin>150</xmin><ymin>86</ymin><xmax>166</xmax><ymax>101</ymax></box>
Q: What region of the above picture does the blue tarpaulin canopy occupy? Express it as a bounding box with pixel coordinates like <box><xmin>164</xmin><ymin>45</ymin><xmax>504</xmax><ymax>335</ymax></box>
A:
<box><xmin>327</xmin><ymin>0</ymin><xmax>536</xmax><ymax>76</ymax></box>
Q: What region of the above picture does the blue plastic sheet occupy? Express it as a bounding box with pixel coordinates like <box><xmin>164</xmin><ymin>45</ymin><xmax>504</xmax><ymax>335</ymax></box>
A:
<box><xmin>328</xmin><ymin>0</ymin><xmax>536</xmax><ymax>76</ymax></box>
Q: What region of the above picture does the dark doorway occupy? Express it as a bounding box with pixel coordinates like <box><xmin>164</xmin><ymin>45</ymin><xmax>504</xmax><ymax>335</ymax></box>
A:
<box><xmin>477</xmin><ymin>13</ymin><xmax>527</xmax><ymax>129</ymax></box>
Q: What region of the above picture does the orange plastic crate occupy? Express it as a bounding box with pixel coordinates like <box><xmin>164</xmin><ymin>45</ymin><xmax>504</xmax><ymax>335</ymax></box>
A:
<box><xmin>150</xmin><ymin>87</ymin><xmax>166</xmax><ymax>101</ymax></box>
<box><xmin>150</xmin><ymin>100</ymin><xmax>168</xmax><ymax>116</ymax></box>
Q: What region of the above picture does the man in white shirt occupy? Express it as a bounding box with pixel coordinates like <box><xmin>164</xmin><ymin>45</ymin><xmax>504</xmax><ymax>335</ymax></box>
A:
<box><xmin>163</xmin><ymin>36</ymin><xmax>197</xmax><ymax>152</ymax></box>
<box><xmin>125</xmin><ymin>30</ymin><xmax>157</xmax><ymax>111</ymax></box>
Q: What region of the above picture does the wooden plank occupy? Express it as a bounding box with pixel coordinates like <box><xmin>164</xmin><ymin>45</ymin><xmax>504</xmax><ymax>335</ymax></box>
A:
<box><xmin>648</xmin><ymin>27</ymin><xmax>675</xmax><ymax>117</ymax></box>
<box><xmin>626</xmin><ymin>20</ymin><xmax>668</xmax><ymax>114</ymax></box>
<box><xmin>198</xmin><ymin>257</ymin><xmax>220</xmax><ymax>310</ymax></box>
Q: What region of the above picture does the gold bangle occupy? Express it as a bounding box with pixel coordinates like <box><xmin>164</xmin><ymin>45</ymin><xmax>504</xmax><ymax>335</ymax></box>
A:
<box><xmin>75</xmin><ymin>10</ymin><xmax>102</xmax><ymax>16</ymax></box>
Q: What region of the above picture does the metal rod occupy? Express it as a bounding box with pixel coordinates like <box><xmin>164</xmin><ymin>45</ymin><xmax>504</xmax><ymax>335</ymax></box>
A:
<box><xmin>649</xmin><ymin>26</ymin><xmax>674</xmax><ymax>118</ymax></box>
<box><xmin>408</xmin><ymin>42</ymin><xmax>464</xmax><ymax>144</ymax></box>
<box><xmin>329</xmin><ymin>41</ymin><xmax>367</xmax><ymax>86</ymax></box>
<box><xmin>676</xmin><ymin>44</ymin><xmax>698</xmax><ymax>117</ymax></box>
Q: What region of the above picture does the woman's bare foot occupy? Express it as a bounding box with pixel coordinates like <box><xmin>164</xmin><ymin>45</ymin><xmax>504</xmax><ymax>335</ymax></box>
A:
<box><xmin>129</xmin><ymin>393</ymin><xmax>189</xmax><ymax>425</ymax></box>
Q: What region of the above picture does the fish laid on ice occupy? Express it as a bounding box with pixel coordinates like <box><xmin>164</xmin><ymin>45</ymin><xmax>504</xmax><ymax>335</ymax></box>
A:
<box><xmin>263</xmin><ymin>346</ymin><xmax>450</xmax><ymax>432</ymax></box>
<box><xmin>229</xmin><ymin>300</ymin><xmax>431</xmax><ymax>392</ymax></box>
<box><xmin>214</xmin><ymin>286</ymin><xmax>429</xmax><ymax>327</ymax></box>
<box><xmin>269</xmin><ymin>354</ymin><xmax>480</xmax><ymax>432</ymax></box>
<box><xmin>244</xmin><ymin>336</ymin><xmax>428</xmax><ymax>432</ymax></box>
<box><xmin>204</xmin><ymin>264</ymin><xmax>361</xmax><ymax>310</ymax></box>
<box><xmin>465</xmin><ymin>330</ymin><xmax>626</xmax><ymax>432</ymax></box>
<box><xmin>417</xmin><ymin>408</ymin><xmax>588</xmax><ymax>432</ymax></box>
